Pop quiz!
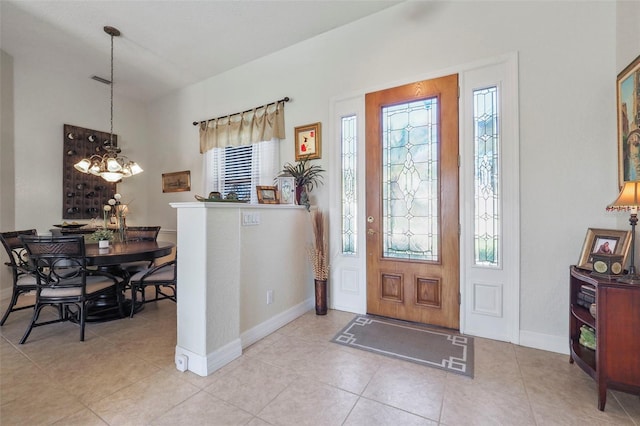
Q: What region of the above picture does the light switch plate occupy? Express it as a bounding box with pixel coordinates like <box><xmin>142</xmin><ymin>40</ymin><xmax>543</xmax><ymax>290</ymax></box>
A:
<box><xmin>241</xmin><ymin>211</ymin><xmax>260</xmax><ymax>226</ymax></box>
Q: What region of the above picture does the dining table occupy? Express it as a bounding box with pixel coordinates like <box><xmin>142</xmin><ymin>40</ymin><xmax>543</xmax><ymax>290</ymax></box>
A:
<box><xmin>86</xmin><ymin>240</ymin><xmax>174</xmax><ymax>267</ymax></box>
<box><xmin>84</xmin><ymin>240</ymin><xmax>175</xmax><ymax>321</ymax></box>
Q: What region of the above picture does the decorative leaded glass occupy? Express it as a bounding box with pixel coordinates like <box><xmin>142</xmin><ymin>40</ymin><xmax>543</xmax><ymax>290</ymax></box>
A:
<box><xmin>341</xmin><ymin>115</ymin><xmax>357</xmax><ymax>254</ymax></box>
<box><xmin>473</xmin><ymin>86</ymin><xmax>500</xmax><ymax>266</ymax></box>
<box><xmin>381</xmin><ymin>99</ymin><xmax>439</xmax><ymax>261</ymax></box>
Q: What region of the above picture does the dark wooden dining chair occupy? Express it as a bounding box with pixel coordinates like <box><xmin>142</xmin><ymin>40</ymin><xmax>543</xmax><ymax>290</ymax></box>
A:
<box><xmin>18</xmin><ymin>235</ymin><xmax>125</xmax><ymax>344</ymax></box>
<box><xmin>129</xmin><ymin>256</ymin><xmax>176</xmax><ymax>318</ymax></box>
<box><xmin>125</xmin><ymin>226</ymin><xmax>161</xmax><ymax>242</ymax></box>
<box><xmin>0</xmin><ymin>229</ymin><xmax>38</xmax><ymax>325</ymax></box>
<box><xmin>122</xmin><ymin>226</ymin><xmax>162</xmax><ymax>274</ymax></box>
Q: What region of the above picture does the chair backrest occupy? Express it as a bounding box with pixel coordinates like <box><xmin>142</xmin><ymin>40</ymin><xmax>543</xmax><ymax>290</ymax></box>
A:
<box><xmin>0</xmin><ymin>229</ymin><xmax>38</xmax><ymax>270</ymax></box>
<box><xmin>126</xmin><ymin>226</ymin><xmax>161</xmax><ymax>242</ymax></box>
<box><xmin>19</xmin><ymin>235</ymin><xmax>87</xmax><ymax>289</ymax></box>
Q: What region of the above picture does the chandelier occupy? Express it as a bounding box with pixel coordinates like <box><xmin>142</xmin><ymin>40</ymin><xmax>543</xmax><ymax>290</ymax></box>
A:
<box><xmin>74</xmin><ymin>26</ymin><xmax>142</xmax><ymax>183</ymax></box>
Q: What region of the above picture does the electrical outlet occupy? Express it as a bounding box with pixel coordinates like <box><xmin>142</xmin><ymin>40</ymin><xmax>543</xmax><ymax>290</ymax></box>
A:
<box><xmin>267</xmin><ymin>289</ymin><xmax>274</xmax><ymax>304</ymax></box>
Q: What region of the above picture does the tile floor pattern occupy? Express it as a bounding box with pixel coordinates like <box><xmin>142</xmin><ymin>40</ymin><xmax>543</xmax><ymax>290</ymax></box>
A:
<box><xmin>1</xmin><ymin>293</ymin><xmax>639</xmax><ymax>425</ymax></box>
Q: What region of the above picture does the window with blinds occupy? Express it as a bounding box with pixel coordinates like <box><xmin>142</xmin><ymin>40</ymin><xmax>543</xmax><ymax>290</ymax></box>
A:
<box><xmin>221</xmin><ymin>146</ymin><xmax>252</xmax><ymax>200</ymax></box>
<box><xmin>205</xmin><ymin>139</ymin><xmax>280</xmax><ymax>203</ymax></box>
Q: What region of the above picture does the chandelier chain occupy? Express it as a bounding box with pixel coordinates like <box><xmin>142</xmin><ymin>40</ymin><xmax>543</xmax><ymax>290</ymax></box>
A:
<box><xmin>109</xmin><ymin>30</ymin><xmax>114</xmax><ymax>147</ymax></box>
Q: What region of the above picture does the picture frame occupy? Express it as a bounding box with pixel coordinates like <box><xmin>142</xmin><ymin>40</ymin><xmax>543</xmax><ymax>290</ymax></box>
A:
<box><xmin>617</xmin><ymin>54</ymin><xmax>640</xmax><ymax>187</ymax></box>
<box><xmin>577</xmin><ymin>228</ymin><xmax>631</xmax><ymax>271</ymax></box>
<box><xmin>162</xmin><ymin>170</ymin><xmax>191</xmax><ymax>193</ymax></box>
<box><xmin>294</xmin><ymin>122</ymin><xmax>321</xmax><ymax>161</ymax></box>
<box><xmin>256</xmin><ymin>185</ymin><xmax>279</xmax><ymax>204</ymax></box>
<box><xmin>276</xmin><ymin>176</ymin><xmax>296</xmax><ymax>205</ymax></box>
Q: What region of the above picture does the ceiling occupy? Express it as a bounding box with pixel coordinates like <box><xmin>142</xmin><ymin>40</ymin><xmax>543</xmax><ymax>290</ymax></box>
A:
<box><xmin>1</xmin><ymin>1</ymin><xmax>400</xmax><ymax>103</ymax></box>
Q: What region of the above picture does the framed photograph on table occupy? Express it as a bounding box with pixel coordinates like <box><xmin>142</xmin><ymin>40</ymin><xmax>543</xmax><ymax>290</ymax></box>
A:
<box><xmin>294</xmin><ymin>122</ymin><xmax>321</xmax><ymax>161</ymax></box>
<box><xmin>617</xmin><ymin>54</ymin><xmax>640</xmax><ymax>187</ymax></box>
<box><xmin>256</xmin><ymin>186</ymin><xmax>279</xmax><ymax>204</ymax></box>
<box><xmin>162</xmin><ymin>170</ymin><xmax>191</xmax><ymax>193</ymax></box>
<box><xmin>577</xmin><ymin>228</ymin><xmax>631</xmax><ymax>271</ymax></box>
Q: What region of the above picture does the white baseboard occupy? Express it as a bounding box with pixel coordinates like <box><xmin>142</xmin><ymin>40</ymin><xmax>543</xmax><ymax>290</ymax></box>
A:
<box><xmin>519</xmin><ymin>330</ymin><xmax>568</xmax><ymax>355</ymax></box>
<box><xmin>175</xmin><ymin>338</ymin><xmax>242</xmax><ymax>377</ymax></box>
<box><xmin>174</xmin><ymin>346</ymin><xmax>207</xmax><ymax>376</ymax></box>
<box><xmin>175</xmin><ymin>297</ymin><xmax>313</xmax><ymax>377</ymax></box>
<box><xmin>240</xmin><ymin>297</ymin><xmax>314</xmax><ymax>349</ymax></box>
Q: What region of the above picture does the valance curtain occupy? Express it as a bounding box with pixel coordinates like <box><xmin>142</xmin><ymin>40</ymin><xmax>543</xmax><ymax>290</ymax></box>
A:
<box><xmin>199</xmin><ymin>100</ymin><xmax>286</xmax><ymax>154</ymax></box>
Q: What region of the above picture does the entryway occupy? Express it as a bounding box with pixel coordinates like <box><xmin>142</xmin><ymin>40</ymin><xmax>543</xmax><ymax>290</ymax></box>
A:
<box><xmin>329</xmin><ymin>54</ymin><xmax>520</xmax><ymax>342</ymax></box>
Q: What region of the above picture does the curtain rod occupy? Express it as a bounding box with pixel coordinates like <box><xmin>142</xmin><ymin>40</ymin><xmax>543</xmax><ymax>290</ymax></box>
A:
<box><xmin>192</xmin><ymin>96</ymin><xmax>290</xmax><ymax>126</ymax></box>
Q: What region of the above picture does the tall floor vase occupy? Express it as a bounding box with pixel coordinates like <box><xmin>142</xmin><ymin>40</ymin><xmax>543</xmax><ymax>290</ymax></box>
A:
<box><xmin>315</xmin><ymin>279</ymin><xmax>327</xmax><ymax>315</ymax></box>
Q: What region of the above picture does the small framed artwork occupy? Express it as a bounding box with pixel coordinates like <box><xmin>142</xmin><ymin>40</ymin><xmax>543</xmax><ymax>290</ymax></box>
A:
<box><xmin>577</xmin><ymin>228</ymin><xmax>631</xmax><ymax>271</ymax></box>
<box><xmin>617</xmin><ymin>54</ymin><xmax>640</xmax><ymax>187</ymax></box>
<box><xmin>162</xmin><ymin>170</ymin><xmax>191</xmax><ymax>193</ymax></box>
<box><xmin>276</xmin><ymin>176</ymin><xmax>296</xmax><ymax>205</ymax></box>
<box><xmin>256</xmin><ymin>185</ymin><xmax>279</xmax><ymax>204</ymax></box>
<box><xmin>294</xmin><ymin>122</ymin><xmax>321</xmax><ymax>161</ymax></box>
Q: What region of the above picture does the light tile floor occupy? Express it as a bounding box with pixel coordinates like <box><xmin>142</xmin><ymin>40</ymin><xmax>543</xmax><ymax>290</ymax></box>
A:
<box><xmin>1</xmin><ymin>294</ymin><xmax>639</xmax><ymax>425</ymax></box>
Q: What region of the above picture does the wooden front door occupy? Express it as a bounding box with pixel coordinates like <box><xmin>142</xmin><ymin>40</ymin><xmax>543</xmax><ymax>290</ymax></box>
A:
<box><xmin>365</xmin><ymin>74</ymin><xmax>460</xmax><ymax>329</ymax></box>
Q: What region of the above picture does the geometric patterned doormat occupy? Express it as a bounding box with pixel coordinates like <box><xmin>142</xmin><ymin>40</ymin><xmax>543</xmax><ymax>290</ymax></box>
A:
<box><xmin>331</xmin><ymin>315</ymin><xmax>474</xmax><ymax>378</ymax></box>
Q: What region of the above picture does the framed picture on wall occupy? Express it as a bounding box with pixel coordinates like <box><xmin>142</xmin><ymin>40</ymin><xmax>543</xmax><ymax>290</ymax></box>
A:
<box><xmin>162</xmin><ymin>170</ymin><xmax>191</xmax><ymax>193</ymax></box>
<box><xmin>617</xmin><ymin>54</ymin><xmax>640</xmax><ymax>187</ymax></box>
<box><xmin>294</xmin><ymin>122</ymin><xmax>321</xmax><ymax>161</ymax></box>
<box><xmin>577</xmin><ymin>228</ymin><xmax>631</xmax><ymax>271</ymax></box>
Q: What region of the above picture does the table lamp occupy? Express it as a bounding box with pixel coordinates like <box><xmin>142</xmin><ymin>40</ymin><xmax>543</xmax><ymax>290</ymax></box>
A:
<box><xmin>607</xmin><ymin>180</ymin><xmax>640</xmax><ymax>283</ymax></box>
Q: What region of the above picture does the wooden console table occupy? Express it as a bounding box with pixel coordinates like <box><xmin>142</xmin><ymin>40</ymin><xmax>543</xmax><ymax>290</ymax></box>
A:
<box><xmin>569</xmin><ymin>266</ymin><xmax>640</xmax><ymax>410</ymax></box>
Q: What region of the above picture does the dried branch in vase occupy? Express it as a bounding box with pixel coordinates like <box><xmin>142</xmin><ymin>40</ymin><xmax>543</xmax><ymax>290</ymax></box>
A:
<box><xmin>308</xmin><ymin>210</ymin><xmax>328</xmax><ymax>280</ymax></box>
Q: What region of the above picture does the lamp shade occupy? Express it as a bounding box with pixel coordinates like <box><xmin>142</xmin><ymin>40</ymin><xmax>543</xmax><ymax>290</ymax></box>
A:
<box><xmin>100</xmin><ymin>172</ymin><xmax>123</xmax><ymax>183</ymax></box>
<box><xmin>129</xmin><ymin>162</ymin><xmax>143</xmax><ymax>175</ymax></box>
<box><xmin>607</xmin><ymin>181</ymin><xmax>640</xmax><ymax>211</ymax></box>
<box><xmin>73</xmin><ymin>159</ymin><xmax>91</xmax><ymax>173</ymax></box>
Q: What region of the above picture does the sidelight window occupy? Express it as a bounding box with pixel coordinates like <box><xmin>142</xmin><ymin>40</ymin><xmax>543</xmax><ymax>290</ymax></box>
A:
<box><xmin>473</xmin><ymin>86</ymin><xmax>500</xmax><ymax>266</ymax></box>
<box><xmin>341</xmin><ymin>115</ymin><xmax>358</xmax><ymax>254</ymax></box>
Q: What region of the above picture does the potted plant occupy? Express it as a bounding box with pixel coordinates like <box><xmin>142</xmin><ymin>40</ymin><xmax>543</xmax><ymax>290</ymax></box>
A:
<box><xmin>280</xmin><ymin>156</ymin><xmax>325</xmax><ymax>210</ymax></box>
<box><xmin>307</xmin><ymin>210</ymin><xmax>328</xmax><ymax>315</ymax></box>
<box><xmin>90</xmin><ymin>228</ymin><xmax>115</xmax><ymax>248</ymax></box>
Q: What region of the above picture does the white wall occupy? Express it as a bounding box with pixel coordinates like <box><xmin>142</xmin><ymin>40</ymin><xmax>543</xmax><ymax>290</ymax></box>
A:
<box><xmin>239</xmin><ymin>205</ymin><xmax>313</xmax><ymax>332</ymax></box>
<box><xmin>172</xmin><ymin>202</ymin><xmax>313</xmax><ymax>375</ymax></box>
<box><xmin>147</xmin><ymin>1</ymin><xmax>618</xmax><ymax>353</ymax></box>
<box><xmin>617</xmin><ymin>0</ymin><xmax>640</xmax><ymax>71</ymax></box>
<box><xmin>0</xmin><ymin>50</ymin><xmax>15</xmax><ymax>295</ymax></box>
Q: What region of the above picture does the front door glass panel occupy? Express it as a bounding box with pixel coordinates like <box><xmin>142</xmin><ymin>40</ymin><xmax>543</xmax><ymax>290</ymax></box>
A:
<box><xmin>381</xmin><ymin>98</ymin><xmax>439</xmax><ymax>261</ymax></box>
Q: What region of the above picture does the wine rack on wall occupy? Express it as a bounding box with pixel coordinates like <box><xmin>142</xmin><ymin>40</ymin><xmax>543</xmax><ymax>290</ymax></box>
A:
<box><xmin>62</xmin><ymin>124</ymin><xmax>117</xmax><ymax>220</ymax></box>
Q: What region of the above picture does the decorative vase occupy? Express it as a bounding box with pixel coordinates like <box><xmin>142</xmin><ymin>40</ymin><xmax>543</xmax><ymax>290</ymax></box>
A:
<box><xmin>296</xmin><ymin>185</ymin><xmax>305</xmax><ymax>205</ymax></box>
<box><xmin>99</xmin><ymin>240</ymin><xmax>109</xmax><ymax>249</ymax></box>
<box><xmin>314</xmin><ymin>279</ymin><xmax>327</xmax><ymax>315</ymax></box>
